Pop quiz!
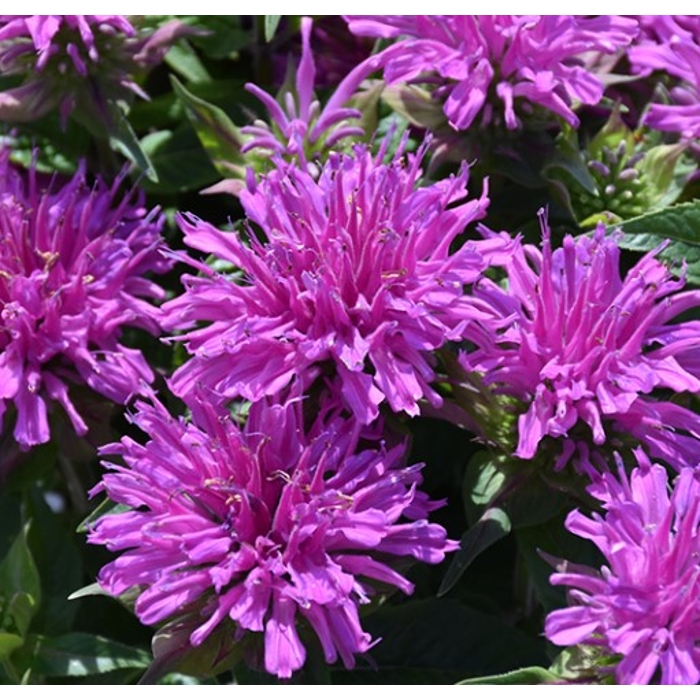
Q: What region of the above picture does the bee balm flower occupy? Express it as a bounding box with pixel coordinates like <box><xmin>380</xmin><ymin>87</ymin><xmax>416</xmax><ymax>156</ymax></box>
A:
<box><xmin>546</xmin><ymin>450</ymin><xmax>700</xmax><ymax>685</ymax></box>
<box><xmin>345</xmin><ymin>15</ymin><xmax>637</xmax><ymax>131</ymax></box>
<box><xmin>165</xmin><ymin>139</ymin><xmax>508</xmax><ymax>424</ymax></box>
<box><xmin>89</xmin><ymin>396</ymin><xmax>456</xmax><ymax>679</ymax></box>
<box><xmin>0</xmin><ymin>152</ymin><xmax>169</xmax><ymax>448</ymax></box>
<box><xmin>460</xmin><ymin>213</ymin><xmax>700</xmax><ymax>472</ymax></box>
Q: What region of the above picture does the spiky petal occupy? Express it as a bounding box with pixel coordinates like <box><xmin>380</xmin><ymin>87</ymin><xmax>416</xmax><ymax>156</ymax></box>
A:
<box><xmin>0</xmin><ymin>151</ymin><xmax>169</xmax><ymax>448</ymax></box>
<box><xmin>165</xmin><ymin>139</ymin><xmax>508</xmax><ymax>424</ymax></box>
<box><xmin>89</xmin><ymin>395</ymin><xmax>456</xmax><ymax>679</ymax></box>
<box><xmin>546</xmin><ymin>450</ymin><xmax>700</xmax><ymax>685</ymax></box>
<box><xmin>460</xmin><ymin>213</ymin><xmax>700</xmax><ymax>471</ymax></box>
<box><xmin>344</xmin><ymin>15</ymin><xmax>638</xmax><ymax>131</ymax></box>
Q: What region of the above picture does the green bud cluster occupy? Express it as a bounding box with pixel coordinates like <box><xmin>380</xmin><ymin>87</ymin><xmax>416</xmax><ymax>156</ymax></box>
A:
<box><xmin>571</xmin><ymin>138</ymin><xmax>649</xmax><ymax>224</ymax></box>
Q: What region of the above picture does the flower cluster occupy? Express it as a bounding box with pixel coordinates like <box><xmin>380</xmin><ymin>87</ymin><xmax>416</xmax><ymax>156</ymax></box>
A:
<box><xmin>165</xmin><ymin>139</ymin><xmax>507</xmax><ymax>425</ymax></box>
<box><xmin>0</xmin><ymin>151</ymin><xmax>169</xmax><ymax>448</ymax></box>
<box><xmin>0</xmin><ymin>15</ymin><xmax>187</xmax><ymax>123</ymax></box>
<box><xmin>241</xmin><ymin>16</ymin><xmax>380</xmax><ymax>175</ymax></box>
<box><xmin>629</xmin><ymin>17</ymin><xmax>700</xmax><ymax>139</ymax></box>
<box><xmin>460</xmin><ymin>214</ymin><xmax>700</xmax><ymax>471</ymax></box>
<box><xmin>90</xmin><ymin>395</ymin><xmax>455</xmax><ymax>679</ymax></box>
<box><xmin>344</xmin><ymin>15</ymin><xmax>638</xmax><ymax>131</ymax></box>
<box><xmin>546</xmin><ymin>450</ymin><xmax>700</xmax><ymax>685</ymax></box>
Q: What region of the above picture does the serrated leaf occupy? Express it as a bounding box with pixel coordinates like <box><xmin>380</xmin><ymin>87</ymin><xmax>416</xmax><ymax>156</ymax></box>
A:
<box><xmin>459</xmin><ymin>666</ymin><xmax>559</xmax><ymax>684</ymax></box>
<box><xmin>439</xmin><ymin>507</ymin><xmax>511</xmax><ymax>596</ymax></box>
<box><xmin>264</xmin><ymin>15</ymin><xmax>281</xmax><ymax>43</ymax></box>
<box><xmin>22</xmin><ymin>633</ymin><xmax>150</xmax><ymax>677</ymax></box>
<box><xmin>612</xmin><ymin>200</ymin><xmax>700</xmax><ymax>285</ymax></box>
<box><xmin>171</xmin><ymin>75</ymin><xmax>248</xmax><ymax>178</ymax></box>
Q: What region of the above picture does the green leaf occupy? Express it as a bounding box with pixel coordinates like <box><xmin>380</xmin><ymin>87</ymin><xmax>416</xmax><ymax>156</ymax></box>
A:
<box><xmin>544</xmin><ymin>131</ymin><xmax>598</xmax><ymax>196</ymax></box>
<box><xmin>5</xmin><ymin>593</ymin><xmax>35</xmax><ymax>639</ymax></box>
<box><xmin>612</xmin><ymin>200</ymin><xmax>700</xmax><ymax>285</ymax></box>
<box><xmin>332</xmin><ymin>599</ymin><xmax>546</xmax><ymax>684</ymax></box>
<box><xmin>140</xmin><ymin>128</ymin><xmax>221</xmax><ymax>194</ymax></box>
<box><xmin>516</xmin><ymin>514</ymin><xmax>604</xmax><ymax>614</ymax></box>
<box><xmin>0</xmin><ymin>633</ymin><xmax>23</xmax><ymax>660</ymax></box>
<box><xmin>549</xmin><ymin>645</ymin><xmax>615</xmax><ymax>683</ymax></box>
<box><xmin>264</xmin><ymin>15</ymin><xmax>281</xmax><ymax>42</ymax></box>
<box><xmin>21</xmin><ymin>633</ymin><xmax>150</xmax><ymax>678</ymax></box>
<box><xmin>165</xmin><ymin>40</ymin><xmax>211</xmax><ymax>83</ymax></box>
<box><xmin>170</xmin><ymin>75</ymin><xmax>248</xmax><ymax>178</ymax></box>
<box><xmin>460</xmin><ymin>666</ymin><xmax>559</xmax><ymax>684</ymax></box>
<box><xmin>642</xmin><ymin>143</ymin><xmax>693</xmax><ymax>209</ymax></box>
<box><xmin>439</xmin><ymin>507</ymin><xmax>511</xmax><ymax>596</ymax></box>
<box><xmin>77</xmin><ymin>498</ymin><xmax>131</xmax><ymax>535</ymax></box>
<box><xmin>26</xmin><ymin>489</ymin><xmax>82</xmax><ymax>635</ymax></box>
<box><xmin>107</xmin><ymin>107</ymin><xmax>157</xmax><ymax>181</ymax></box>
<box><xmin>381</xmin><ymin>84</ymin><xmax>449</xmax><ymax>131</ymax></box>
<box><xmin>0</xmin><ymin>522</ymin><xmax>41</xmax><ymax>618</ymax></box>
<box><xmin>502</xmin><ymin>476</ymin><xmax>569</xmax><ymax>530</ymax></box>
<box><xmin>67</xmin><ymin>583</ymin><xmax>109</xmax><ymax>602</ymax></box>
<box><xmin>462</xmin><ymin>452</ymin><xmax>507</xmax><ymax>524</ymax></box>
<box><xmin>141</xmin><ymin>615</ymin><xmax>243</xmax><ymax>684</ymax></box>
<box><xmin>185</xmin><ymin>16</ymin><xmax>251</xmax><ymax>60</ymax></box>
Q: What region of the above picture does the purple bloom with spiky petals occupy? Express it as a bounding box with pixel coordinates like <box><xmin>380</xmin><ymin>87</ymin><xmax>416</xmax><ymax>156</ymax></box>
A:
<box><xmin>241</xmin><ymin>16</ymin><xmax>381</xmax><ymax>174</ymax></box>
<box><xmin>460</xmin><ymin>212</ymin><xmax>700</xmax><ymax>471</ymax></box>
<box><xmin>164</xmin><ymin>138</ymin><xmax>510</xmax><ymax>424</ymax></box>
<box><xmin>0</xmin><ymin>150</ymin><xmax>170</xmax><ymax>449</ymax></box>
<box><xmin>629</xmin><ymin>17</ymin><xmax>700</xmax><ymax>140</ymax></box>
<box><xmin>344</xmin><ymin>15</ymin><xmax>638</xmax><ymax>131</ymax></box>
<box><xmin>0</xmin><ymin>15</ymin><xmax>189</xmax><ymax>123</ymax></box>
<box><xmin>546</xmin><ymin>449</ymin><xmax>700</xmax><ymax>685</ymax></box>
<box><xmin>89</xmin><ymin>394</ymin><xmax>456</xmax><ymax>679</ymax></box>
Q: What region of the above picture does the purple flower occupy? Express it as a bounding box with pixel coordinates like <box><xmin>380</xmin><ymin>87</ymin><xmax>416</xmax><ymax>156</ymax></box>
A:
<box><xmin>460</xmin><ymin>213</ymin><xmax>700</xmax><ymax>471</ymax></box>
<box><xmin>164</xmin><ymin>139</ymin><xmax>509</xmax><ymax>424</ymax></box>
<box><xmin>241</xmin><ymin>17</ymin><xmax>381</xmax><ymax>174</ymax></box>
<box><xmin>629</xmin><ymin>17</ymin><xmax>700</xmax><ymax>139</ymax></box>
<box><xmin>546</xmin><ymin>450</ymin><xmax>700</xmax><ymax>685</ymax></box>
<box><xmin>0</xmin><ymin>151</ymin><xmax>169</xmax><ymax>449</ymax></box>
<box><xmin>0</xmin><ymin>15</ymin><xmax>188</xmax><ymax>123</ymax></box>
<box><xmin>89</xmin><ymin>395</ymin><xmax>456</xmax><ymax>679</ymax></box>
<box><xmin>344</xmin><ymin>15</ymin><xmax>638</xmax><ymax>131</ymax></box>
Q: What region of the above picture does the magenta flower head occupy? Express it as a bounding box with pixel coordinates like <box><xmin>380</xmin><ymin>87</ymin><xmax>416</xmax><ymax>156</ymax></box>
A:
<box><xmin>344</xmin><ymin>15</ymin><xmax>638</xmax><ymax>131</ymax></box>
<box><xmin>629</xmin><ymin>17</ymin><xmax>700</xmax><ymax>139</ymax></box>
<box><xmin>460</xmin><ymin>212</ymin><xmax>700</xmax><ymax>472</ymax></box>
<box><xmin>241</xmin><ymin>16</ymin><xmax>381</xmax><ymax>174</ymax></box>
<box><xmin>89</xmin><ymin>394</ymin><xmax>456</xmax><ymax>679</ymax></box>
<box><xmin>164</xmin><ymin>138</ymin><xmax>509</xmax><ymax>425</ymax></box>
<box><xmin>0</xmin><ymin>15</ymin><xmax>188</xmax><ymax>123</ymax></box>
<box><xmin>0</xmin><ymin>150</ymin><xmax>170</xmax><ymax>449</ymax></box>
<box><xmin>546</xmin><ymin>450</ymin><xmax>700</xmax><ymax>685</ymax></box>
